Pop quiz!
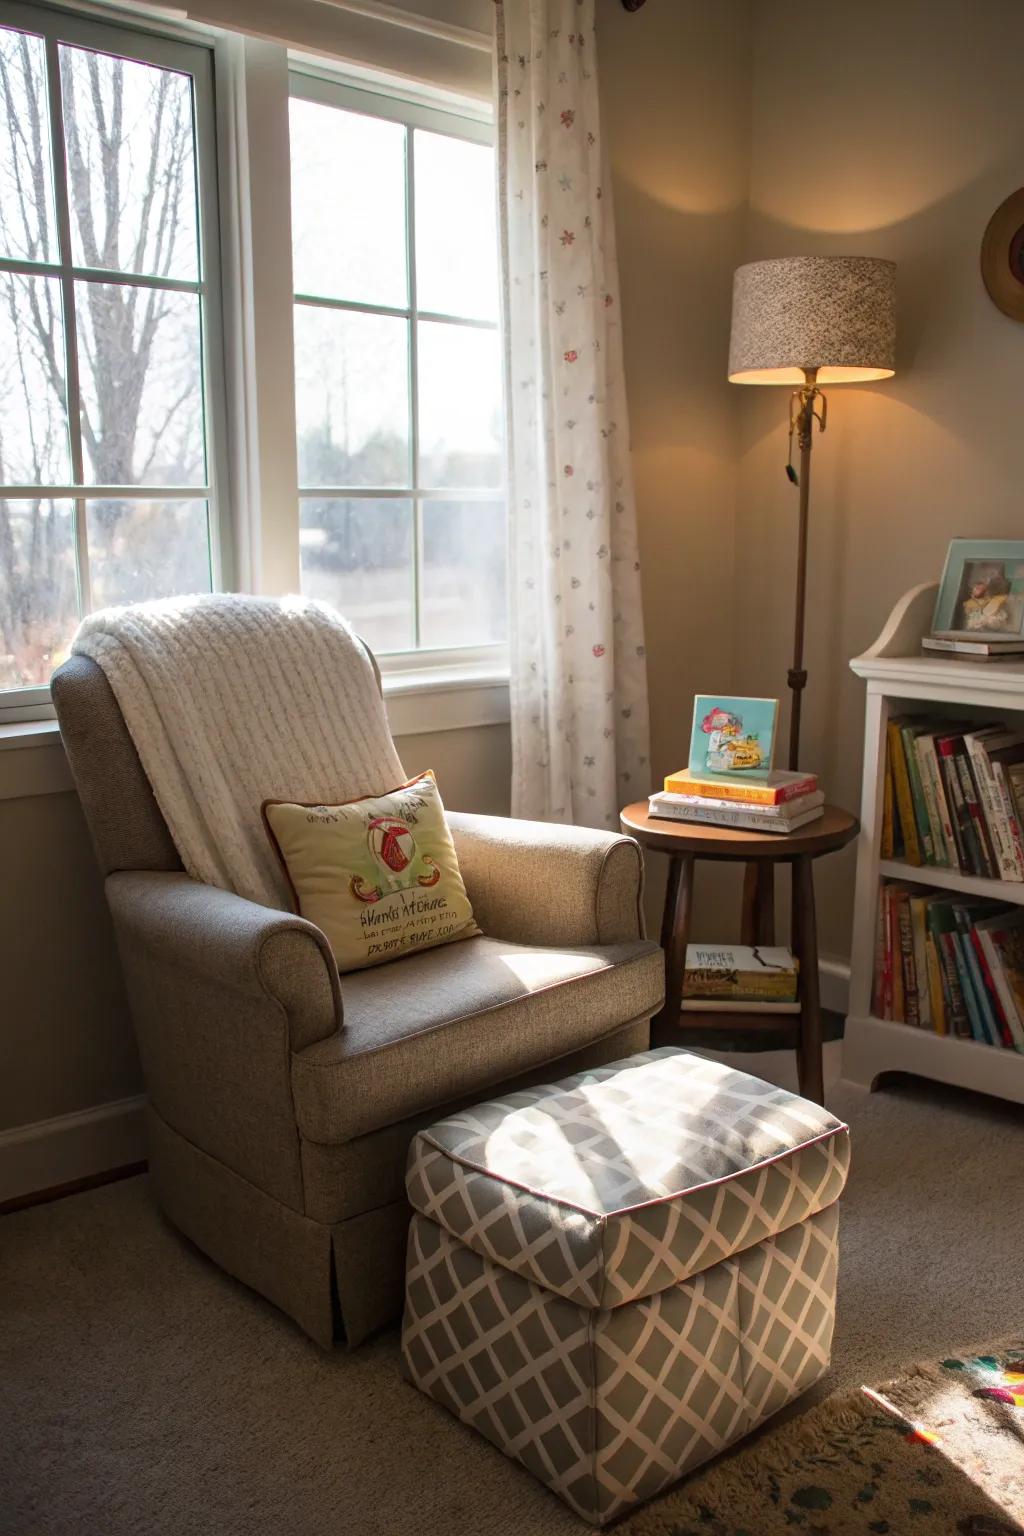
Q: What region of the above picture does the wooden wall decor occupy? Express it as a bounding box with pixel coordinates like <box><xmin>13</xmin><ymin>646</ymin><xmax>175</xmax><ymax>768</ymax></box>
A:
<box><xmin>981</xmin><ymin>188</ymin><xmax>1024</xmax><ymax>322</ymax></box>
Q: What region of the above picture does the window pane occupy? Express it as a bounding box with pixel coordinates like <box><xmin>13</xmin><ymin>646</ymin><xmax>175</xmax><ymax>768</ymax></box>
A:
<box><xmin>0</xmin><ymin>27</ymin><xmax>58</xmax><ymax>263</ymax></box>
<box><xmin>420</xmin><ymin>499</ymin><xmax>506</xmax><ymax>649</ymax></box>
<box><xmin>415</xmin><ymin>131</ymin><xmax>497</xmax><ymax>322</ymax></box>
<box><xmin>417</xmin><ymin>321</ymin><xmax>502</xmax><ymax>488</ymax></box>
<box><xmin>0</xmin><ymin>498</ymin><xmax>77</xmax><ymax>688</ymax></box>
<box><xmin>75</xmin><ymin>281</ymin><xmax>205</xmax><ymax>486</ymax></box>
<box><xmin>60</xmin><ymin>45</ymin><xmax>199</xmax><ymax>282</ymax></box>
<box><xmin>0</xmin><ymin>272</ymin><xmax>71</xmax><ymax>485</ymax></box>
<box><xmin>290</xmin><ymin>98</ymin><xmax>406</xmax><ymax>308</ymax></box>
<box><xmin>299</xmin><ymin>498</ymin><xmax>413</xmax><ymax>653</ymax></box>
<box><xmin>295</xmin><ymin>306</ymin><xmax>410</xmax><ymax>489</ymax></box>
<box><xmin>86</xmin><ymin>498</ymin><xmax>210</xmax><ymax>608</ymax></box>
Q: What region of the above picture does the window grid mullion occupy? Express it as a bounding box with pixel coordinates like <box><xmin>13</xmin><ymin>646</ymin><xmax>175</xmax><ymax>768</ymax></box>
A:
<box><xmin>296</xmin><ymin>486</ymin><xmax>500</xmax><ymax>501</ymax></box>
<box><xmin>0</xmin><ymin>485</ymin><xmax>212</xmax><ymax>499</ymax></box>
<box><xmin>0</xmin><ymin>254</ymin><xmax>203</xmax><ymax>297</ymax></box>
<box><xmin>292</xmin><ymin>288</ymin><xmax>495</xmax><ymax>332</ymax></box>
<box><xmin>42</xmin><ymin>33</ymin><xmax>91</xmax><ymax>611</ymax></box>
<box><xmin>406</xmin><ymin>123</ymin><xmax>422</xmax><ymax>650</ymax></box>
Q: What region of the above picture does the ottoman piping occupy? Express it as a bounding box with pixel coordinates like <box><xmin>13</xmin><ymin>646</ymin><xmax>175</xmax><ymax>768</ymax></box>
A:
<box><xmin>416</xmin><ymin>1121</ymin><xmax>850</xmax><ymax>1220</ymax></box>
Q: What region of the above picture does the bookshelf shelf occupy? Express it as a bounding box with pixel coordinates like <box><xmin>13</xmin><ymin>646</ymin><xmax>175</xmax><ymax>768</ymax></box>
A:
<box><xmin>877</xmin><ymin>858</ymin><xmax>1024</xmax><ymax>906</ymax></box>
<box><xmin>845</xmin><ymin>581</ymin><xmax>1024</xmax><ymax>1105</ymax></box>
<box><xmin>843</xmin><ymin>1015</ymin><xmax>1024</xmax><ymax>1106</ymax></box>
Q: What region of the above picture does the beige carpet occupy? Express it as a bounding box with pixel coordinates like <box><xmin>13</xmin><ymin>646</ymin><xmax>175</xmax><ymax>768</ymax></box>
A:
<box><xmin>3</xmin><ymin>1056</ymin><xmax>1024</xmax><ymax>1536</ymax></box>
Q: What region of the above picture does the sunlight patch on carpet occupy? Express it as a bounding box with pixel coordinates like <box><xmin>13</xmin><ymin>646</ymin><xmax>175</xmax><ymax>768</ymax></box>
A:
<box><xmin>622</xmin><ymin>1344</ymin><xmax>1024</xmax><ymax>1535</ymax></box>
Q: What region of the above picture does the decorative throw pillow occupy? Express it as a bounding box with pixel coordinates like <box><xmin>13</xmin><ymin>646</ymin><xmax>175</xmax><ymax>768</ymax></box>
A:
<box><xmin>262</xmin><ymin>772</ymin><xmax>480</xmax><ymax>973</ymax></box>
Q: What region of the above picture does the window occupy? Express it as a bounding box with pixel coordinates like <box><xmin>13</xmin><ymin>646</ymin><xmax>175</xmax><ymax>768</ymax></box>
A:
<box><xmin>0</xmin><ymin>3</ymin><xmax>226</xmax><ymax>714</ymax></box>
<box><xmin>288</xmin><ymin>76</ymin><xmax>507</xmax><ymax>662</ymax></box>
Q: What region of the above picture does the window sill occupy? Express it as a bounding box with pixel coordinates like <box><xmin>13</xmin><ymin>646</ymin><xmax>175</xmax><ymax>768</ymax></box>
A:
<box><xmin>0</xmin><ymin>720</ymin><xmax>72</xmax><ymax>801</ymax></box>
<box><xmin>0</xmin><ymin>666</ymin><xmax>510</xmax><ymax>797</ymax></box>
<box><xmin>383</xmin><ymin>665</ymin><xmax>510</xmax><ymax>737</ymax></box>
<box><xmin>0</xmin><ymin>718</ymin><xmax>61</xmax><ymax>751</ymax></box>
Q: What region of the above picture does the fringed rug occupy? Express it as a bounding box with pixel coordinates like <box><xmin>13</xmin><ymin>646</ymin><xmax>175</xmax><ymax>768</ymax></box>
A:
<box><xmin>623</xmin><ymin>1346</ymin><xmax>1024</xmax><ymax>1535</ymax></box>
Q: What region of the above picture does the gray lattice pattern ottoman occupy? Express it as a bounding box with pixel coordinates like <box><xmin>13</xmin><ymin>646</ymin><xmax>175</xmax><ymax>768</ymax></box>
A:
<box><xmin>401</xmin><ymin>1047</ymin><xmax>850</xmax><ymax>1526</ymax></box>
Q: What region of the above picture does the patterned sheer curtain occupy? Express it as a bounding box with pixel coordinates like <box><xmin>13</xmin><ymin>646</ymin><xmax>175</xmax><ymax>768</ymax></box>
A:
<box><xmin>494</xmin><ymin>0</ymin><xmax>651</xmax><ymax>831</ymax></box>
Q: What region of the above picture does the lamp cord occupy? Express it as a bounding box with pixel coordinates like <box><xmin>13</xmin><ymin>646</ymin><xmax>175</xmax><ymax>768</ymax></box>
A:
<box><xmin>786</xmin><ymin>380</ymin><xmax>827</xmax><ymax>485</ymax></box>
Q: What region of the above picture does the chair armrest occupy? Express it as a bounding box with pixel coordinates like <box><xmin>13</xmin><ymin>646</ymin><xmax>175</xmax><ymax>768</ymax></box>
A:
<box><xmin>445</xmin><ymin>811</ymin><xmax>646</xmax><ymax>947</ymax></box>
<box><xmin>105</xmin><ymin>871</ymin><xmax>341</xmax><ymax>1052</ymax></box>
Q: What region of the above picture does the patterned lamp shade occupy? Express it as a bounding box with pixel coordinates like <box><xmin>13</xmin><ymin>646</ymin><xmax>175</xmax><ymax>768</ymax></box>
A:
<box><xmin>728</xmin><ymin>255</ymin><xmax>896</xmax><ymax>385</ymax></box>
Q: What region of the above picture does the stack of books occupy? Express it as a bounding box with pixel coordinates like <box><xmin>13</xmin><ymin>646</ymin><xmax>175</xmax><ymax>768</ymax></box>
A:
<box><xmin>682</xmin><ymin>943</ymin><xmax>799</xmax><ymax>1014</ymax></box>
<box><xmin>884</xmin><ymin>716</ymin><xmax>1024</xmax><ymax>880</ymax></box>
<box><xmin>650</xmin><ymin>768</ymin><xmax>824</xmax><ymax>835</ymax></box>
<box><xmin>922</xmin><ymin>635</ymin><xmax>1024</xmax><ymax>662</ymax></box>
<box><xmin>875</xmin><ymin>879</ymin><xmax>1024</xmax><ymax>1050</ymax></box>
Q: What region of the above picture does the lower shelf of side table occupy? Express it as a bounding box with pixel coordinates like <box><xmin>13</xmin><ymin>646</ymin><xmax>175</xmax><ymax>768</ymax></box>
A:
<box><xmin>654</xmin><ymin>1006</ymin><xmax>846</xmax><ymax>1054</ymax></box>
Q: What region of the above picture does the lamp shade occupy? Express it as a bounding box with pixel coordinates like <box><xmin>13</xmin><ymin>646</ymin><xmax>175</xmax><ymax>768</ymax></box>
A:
<box><xmin>728</xmin><ymin>255</ymin><xmax>896</xmax><ymax>385</ymax></box>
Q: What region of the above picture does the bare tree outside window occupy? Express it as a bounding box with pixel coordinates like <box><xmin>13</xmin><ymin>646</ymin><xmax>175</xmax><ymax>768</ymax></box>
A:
<box><xmin>0</xmin><ymin>20</ymin><xmax>215</xmax><ymax>695</ymax></box>
<box><xmin>289</xmin><ymin>88</ymin><xmax>507</xmax><ymax>658</ymax></box>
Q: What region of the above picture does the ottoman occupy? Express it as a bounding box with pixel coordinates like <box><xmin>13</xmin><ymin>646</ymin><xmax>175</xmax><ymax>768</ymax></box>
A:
<box><xmin>401</xmin><ymin>1047</ymin><xmax>850</xmax><ymax>1526</ymax></box>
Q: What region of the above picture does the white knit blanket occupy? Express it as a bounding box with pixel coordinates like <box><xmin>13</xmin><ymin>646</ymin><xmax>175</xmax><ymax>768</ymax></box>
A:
<box><xmin>72</xmin><ymin>594</ymin><xmax>405</xmax><ymax>909</ymax></box>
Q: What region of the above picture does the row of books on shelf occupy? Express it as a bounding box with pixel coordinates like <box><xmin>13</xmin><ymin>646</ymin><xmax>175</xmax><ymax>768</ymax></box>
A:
<box><xmin>875</xmin><ymin>879</ymin><xmax>1024</xmax><ymax>1049</ymax></box>
<box><xmin>883</xmin><ymin>715</ymin><xmax>1024</xmax><ymax>881</ymax></box>
<box><xmin>650</xmin><ymin>769</ymin><xmax>822</xmax><ymax>834</ymax></box>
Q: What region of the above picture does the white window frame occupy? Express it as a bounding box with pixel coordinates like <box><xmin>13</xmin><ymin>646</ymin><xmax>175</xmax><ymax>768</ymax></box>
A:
<box><xmin>0</xmin><ymin>10</ymin><xmax>511</xmax><ymax>741</ymax></box>
<box><xmin>0</xmin><ymin>0</ymin><xmax>230</xmax><ymax>722</ymax></box>
<box><xmin>288</xmin><ymin>66</ymin><xmax>509</xmax><ymax>686</ymax></box>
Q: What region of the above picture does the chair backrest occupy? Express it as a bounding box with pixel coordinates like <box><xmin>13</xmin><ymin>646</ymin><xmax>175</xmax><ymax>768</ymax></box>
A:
<box><xmin>53</xmin><ymin>653</ymin><xmax>182</xmax><ymax>877</ymax></box>
<box><xmin>52</xmin><ymin>637</ymin><xmax>385</xmax><ymax>879</ymax></box>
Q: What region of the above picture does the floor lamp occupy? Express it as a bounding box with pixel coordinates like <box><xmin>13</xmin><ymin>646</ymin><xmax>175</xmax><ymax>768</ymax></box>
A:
<box><xmin>728</xmin><ymin>256</ymin><xmax>896</xmax><ymax>771</ymax></box>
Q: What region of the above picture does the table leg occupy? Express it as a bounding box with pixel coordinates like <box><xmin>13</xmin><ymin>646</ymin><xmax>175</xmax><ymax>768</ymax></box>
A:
<box><xmin>792</xmin><ymin>854</ymin><xmax>824</xmax><ymax>1105</ymax></box>
<box><xmin>653</xmin><ymin>853</ymin><xmax>695</xmax><ymax>1046</ymax></box>
<box><xmin>741</xmin><ymin>862</ymin><xmax>775</xmax><ymax>946</ymax></box>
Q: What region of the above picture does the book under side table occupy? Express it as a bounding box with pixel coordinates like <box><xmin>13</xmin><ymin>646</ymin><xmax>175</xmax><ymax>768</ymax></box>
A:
<box><xmin>619</xmin><ymin>802</ymin><xmax>859</xmax><ymax>1105</ymax></box>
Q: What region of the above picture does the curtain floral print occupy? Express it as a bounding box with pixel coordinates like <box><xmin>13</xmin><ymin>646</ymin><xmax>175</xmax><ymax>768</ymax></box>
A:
<box><xmin>494</xmin><ymin>0</ymin><xmax>651</xmax><ymax>829</ymax></box>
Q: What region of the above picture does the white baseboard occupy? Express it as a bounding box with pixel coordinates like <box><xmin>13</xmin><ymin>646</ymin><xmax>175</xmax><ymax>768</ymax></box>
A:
<box><xmin>0</xmin><ymin>1094</ymin><xmax>147</xmax><ymax>1205</ymax></box>
<box><xmin>819</xmin><ymin>955</ymin><xmax>850</xmax><ymax>1017</ymax></box>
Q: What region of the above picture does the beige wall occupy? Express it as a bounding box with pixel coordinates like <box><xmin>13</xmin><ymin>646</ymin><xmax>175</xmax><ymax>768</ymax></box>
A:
<box><xmin>397</xmin><ymin>725</ymin><xmax>511</xmax><ymax>819</ymax></box>
<box><xmin>0</xmin><ymin>785</ymin><xmax>134</xmax><ymax>1131</ymax></box>
<box><xmin>735</xmin><ymin>0</ymin><xmax>1024</xmax><ymax>959</ymax></box>
<box><xmin>600</xmin><ymin>0</ymin><xmax>751</xmax><ymax>934</ymax></box>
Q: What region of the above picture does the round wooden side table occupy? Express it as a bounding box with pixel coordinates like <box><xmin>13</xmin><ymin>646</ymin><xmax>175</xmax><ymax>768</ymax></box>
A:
<box><xmin>620</xmin><ymin>802</ymin><xmax>859</xmax><ymax>1105</ymax></box>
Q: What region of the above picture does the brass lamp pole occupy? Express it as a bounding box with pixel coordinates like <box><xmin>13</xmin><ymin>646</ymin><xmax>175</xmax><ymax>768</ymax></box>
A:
<box><xmin>786</xmin><ymin>367</ymin><xmax>826</xmax><ymax>771</ymax></box>
<box><xmin>728</xmin><ymin>257</ymin><xmax>896</xmax><ymax>772</ymax></box>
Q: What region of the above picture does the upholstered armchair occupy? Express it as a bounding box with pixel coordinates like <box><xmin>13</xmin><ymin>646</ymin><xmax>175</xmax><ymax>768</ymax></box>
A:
<box><xmin>52</xmin><ymin>646</ymin><xmax>663</xmax><ymax>1348</ymax></box>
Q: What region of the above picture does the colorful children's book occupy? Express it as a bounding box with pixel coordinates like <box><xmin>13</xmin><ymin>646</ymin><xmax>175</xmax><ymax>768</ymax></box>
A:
<box><xmin>662</xmin><ymin>768</ymin><xmax>817</xmax><ymax>806</ymax></box>
<box><xmin>881</xmin><ymin>752</ymin><xmax>896</xmax><ymax>859</ymax></box>
<box><xmin>976</xmin><ymin>910</ymin><xmax>1024</xmax><ymax>1052</ymax></box>
<box><xmin>687</xmin><ymin>696</ymin><xmax>779</xmax><ymax>782</ymax></box>
<box><xmin>886</xmin><ymin>719</ymin><xmax>920</xmax><ymax>865</ymax></box>
<box><xmin>651</xmin><ymin>789</ymin><xmax>824</xmax><ymax>818</ymax></box>
<box><xmin>926</xmin><ymin>899</ymin><xmax>969</xmax><ymax>1037</ymax></box>
<box><xmin>682</xmin><ymin>944</ymin><xmax>798</xmax><ymax>1002</ymax></box>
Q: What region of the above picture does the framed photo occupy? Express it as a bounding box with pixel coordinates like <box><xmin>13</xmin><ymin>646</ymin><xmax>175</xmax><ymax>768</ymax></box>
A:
<box><xmin>932</xmin><ymin>539</ymin><xmax>1024</xmax><ymax>640</ymax></box>
<box><xmin>688</xmin><ymin>695</ymin><xmax>779</xmax><ymax>780</ymax></box>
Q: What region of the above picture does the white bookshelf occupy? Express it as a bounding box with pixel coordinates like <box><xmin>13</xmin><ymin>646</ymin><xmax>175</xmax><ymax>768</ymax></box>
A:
<box><xmin>844</xmin><ymin>580</ymin><xmax>1024</xmax><ymax>1106</ymax></box>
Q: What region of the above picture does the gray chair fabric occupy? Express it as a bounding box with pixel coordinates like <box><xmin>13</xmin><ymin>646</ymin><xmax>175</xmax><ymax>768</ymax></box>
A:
<box><xmin>52</xmin><ymin>636</ymin><xmax>662</xmax><ymax>1346</ymax></box>
<box><xmin>293</xmin><ymin>935</ymin><xmax>662</xmax><ymax>1143</ymax></box>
